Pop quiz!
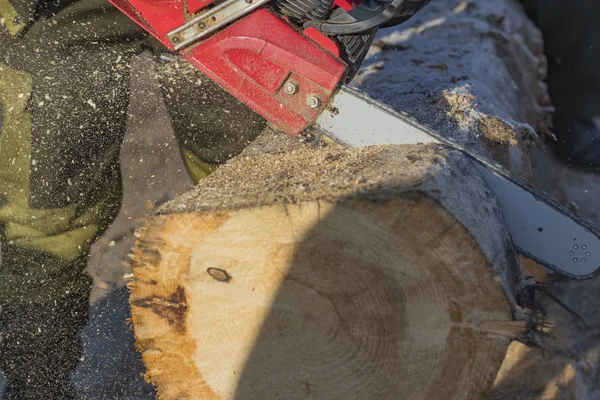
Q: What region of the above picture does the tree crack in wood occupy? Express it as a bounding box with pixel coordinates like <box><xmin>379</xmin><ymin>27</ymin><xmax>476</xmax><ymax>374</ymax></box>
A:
<box><xmin>132</xmin><ymin>286</ymin><xmax>188</xmax><ymax>334</ymax></box>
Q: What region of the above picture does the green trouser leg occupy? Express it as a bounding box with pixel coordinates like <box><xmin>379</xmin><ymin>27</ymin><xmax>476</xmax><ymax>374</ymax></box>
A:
<box><xmin>153</xmin><ymin>54</ymin><xmax>267</xmax><ymax>183</ymax></box>
<box><xmin>0</xmin><ymin>63</ymin><xmax>122</xmax><ymax>304</ymax></box>
<box><xmin>0</xmin><ymin>1</ymin><xmax>145</xmax><ymax>398</ymax></box>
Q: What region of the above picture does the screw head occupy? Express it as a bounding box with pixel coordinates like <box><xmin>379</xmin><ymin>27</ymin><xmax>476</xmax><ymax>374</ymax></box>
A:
<box><xmin>284</xmin><ymin>82</ymin><xmax>299</xmax><ymax>95</ymax></box>
<box><xmin>307</xmin><ymin>96</ymin><xmax>322</xmax><ymax>109</ymax></box>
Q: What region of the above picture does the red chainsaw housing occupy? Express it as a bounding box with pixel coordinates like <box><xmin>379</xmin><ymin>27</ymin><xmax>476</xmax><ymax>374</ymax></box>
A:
<box><xmin>109</xmin><ymin>0</ymin><xmax>349</xmax><ymax>135</ymax></box>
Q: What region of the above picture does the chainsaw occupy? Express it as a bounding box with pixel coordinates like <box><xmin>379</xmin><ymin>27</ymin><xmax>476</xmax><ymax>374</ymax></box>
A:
<box><xmin>109</xmin><ymin>0</ymin><xmax>600</xmax><ymax>280</ymax></box>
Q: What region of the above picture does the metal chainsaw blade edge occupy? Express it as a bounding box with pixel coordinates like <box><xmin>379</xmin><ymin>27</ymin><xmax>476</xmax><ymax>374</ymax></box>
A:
<box><xmin>316</xmin><ymin>86</ymin><xmax>600</xmax><ymax>280</ymax></box>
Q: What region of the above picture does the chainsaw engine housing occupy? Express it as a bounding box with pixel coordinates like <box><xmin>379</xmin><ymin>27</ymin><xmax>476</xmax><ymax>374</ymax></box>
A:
<box><xmin>108</xmin><ymin>0</ymin><xmax>428</xmax><ymax>135</ymax></box>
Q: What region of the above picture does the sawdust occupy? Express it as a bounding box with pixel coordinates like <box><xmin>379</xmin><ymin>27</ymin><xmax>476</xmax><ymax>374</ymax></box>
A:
<box><xmin>436</xmin><ymin>90</ymin><xmax>525</xmax><ymax>154</ymax></box>
<box><xmin>479</xmin><ymin>116</ymin><xmax>518</xmax><ymax>145</ymax></box>
<box><xmin>158</xmin><ymin>144</ymin><xmax>447</xmax><ymax>215</ymax></box>
<box><xmin>437</xmin><ymin>91</ymin><xmax>519</xmax><ymax>146</ymax></box>
<box><xmin>436</xmin><ymin>90</ymin><xmax>476</xmax><ymax>128</ymax></box>
<box><xmin>240</xmin><ymin>127</ymin><xmax>325</xmax><ymax>157</ymax></box>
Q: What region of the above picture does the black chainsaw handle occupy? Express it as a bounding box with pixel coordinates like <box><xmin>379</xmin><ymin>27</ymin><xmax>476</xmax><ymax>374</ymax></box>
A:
<box><xmin>305</xmin><ymin>0</ymin><xmax>428</xmax><ymax>35</ymax></box>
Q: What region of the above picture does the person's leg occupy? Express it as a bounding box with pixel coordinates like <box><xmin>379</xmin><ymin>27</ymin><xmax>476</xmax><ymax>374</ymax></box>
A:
<box><xmin>0</xmin><ymin>1</ymin><xmax>146</xmax><ymax>398</ymax></box>
<box><xmin>152</xmin><ymin>51</ymin><xmax>267</xmax><ymax>183</ymax></box>
<box><xmin>0</xmin><ymin>276</ymin><xmax>91</xmax><ymax>399</ymax></box>
<box><xmin>522</xmin><ymin>0</ymin><xmax>600</xmax><ymax>166</ymax></box>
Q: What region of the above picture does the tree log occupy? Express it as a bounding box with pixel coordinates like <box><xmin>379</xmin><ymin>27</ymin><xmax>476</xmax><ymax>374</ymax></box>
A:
<box><xmin>129</xmin><ymin>0</ymin><xmax>552</xmax><ymax>398</ymax></box>
<box><xmin>130</xmin><ymin>145</ymin><xmax>523</xmax><ymax>400</ymax></box>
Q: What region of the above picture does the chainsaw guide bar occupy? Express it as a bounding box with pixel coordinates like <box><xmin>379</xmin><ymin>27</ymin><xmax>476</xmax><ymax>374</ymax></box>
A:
<box><xmin>317</xmin><ymin>86</ymin><xmax>600</xmax><ymax>280</ymax></box>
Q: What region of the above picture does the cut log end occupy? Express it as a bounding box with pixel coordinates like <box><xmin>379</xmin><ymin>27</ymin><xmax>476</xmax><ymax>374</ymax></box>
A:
<box><xmin>130</xmin><ymin>145</ymin><xmax>519</xmax><ymax>400</ymax></box>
